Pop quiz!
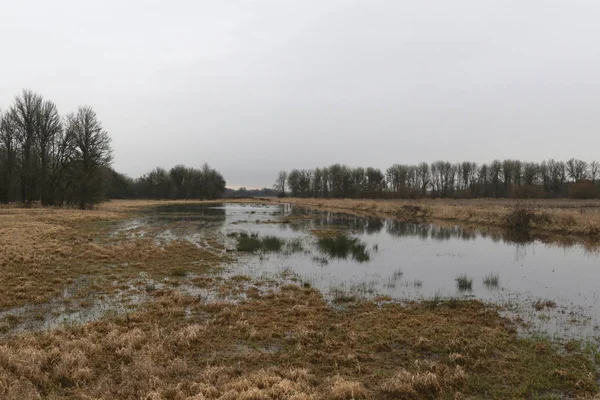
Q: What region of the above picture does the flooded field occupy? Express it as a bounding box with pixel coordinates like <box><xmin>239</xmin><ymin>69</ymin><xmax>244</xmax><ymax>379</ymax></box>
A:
<box><xmin>118</xmin><ymin>202</ymin><xmax>600</xmax><ymax>342</ymax></box>
<box><xmin>2</xmin><ymin>201</ymin><xmax>600</xmax><ymax>399</ymax></box>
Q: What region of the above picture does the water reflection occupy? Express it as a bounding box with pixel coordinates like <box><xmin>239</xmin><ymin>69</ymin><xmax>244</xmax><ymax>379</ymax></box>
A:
<box><xmin>286</xmin><ymin>210</ymin><xmax>600</xmax><ymax>256</ymax></box>
<box><xmin>230</xmin><ymin>204</ymin><xmax>600</xmax><ymax>340</ymax></box>
<box><xmin>317</xmin><ymin>235</ymin><xmax>370</xmax><ymax>262</ymax></box>
<box><xmin>114</xmin><ymin>202</ymin><xmax>600</xmax><ymax>341</ymax></box>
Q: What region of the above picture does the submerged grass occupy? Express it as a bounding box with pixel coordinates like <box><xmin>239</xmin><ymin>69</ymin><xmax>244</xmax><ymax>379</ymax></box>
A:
<box><xmin>483</xmin><ymin>272</ymin><xmax>500</xmax><ymax>289</ymax></box>
<box><xmin>235</xmin><ymin>232</ymin><xmax>285</xmax><ymax>253</ymax></box>
<box><xmin>455</xmin><ymin>274</ymin><xmax>473</xmax><ymax>291</ymax></box>
<box><xmin>236</xmin><ymin>232</ymin><xmax>262</xmax><ymax>252</ymax></box>
<box><xmin>261</xmin><ymin>236</ymin><xmax>284</xmax><ymax>252</ymax></box>
<box><xmin>317</xmin><ymin>235</ymin><xmax>370</xmax><ymax>262</ymax></box>
<box><xmin>534</xmin><ymin>299</ymin><xmax>558</xmax><ymax>311</ymax></box>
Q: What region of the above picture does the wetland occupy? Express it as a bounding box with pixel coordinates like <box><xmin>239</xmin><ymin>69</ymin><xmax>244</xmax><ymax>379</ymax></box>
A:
<box><xmin>1</xmin><ymin>200</ymin><xmax>599</xmax><ymax>399</ymax></box>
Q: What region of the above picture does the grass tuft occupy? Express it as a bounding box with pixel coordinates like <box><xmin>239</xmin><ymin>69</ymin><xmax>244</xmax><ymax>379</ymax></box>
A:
<box><xmin>426</xmin><ymin>290</ymin><xmax>443</xmax><ymax>309</ymax></box>
<box><xmin>330</xmin><ymin>288</ymin><xmax>357</xmax><ymax>304</ymax></box>
<box><xmin>236</xmin><ymin>232</ymin><xmax>262</xmax><ymax>252</ymax></box>
<box><xmin>318</xmin><ymin>235</ymin><xmax>370</xmax><ymax>262</ymax></box>
<box><xmin>236</xmin><ymin>233</ymin><xmax>283</xmax><ymax>253</ymax></box>
<box><xmin>261</xmin><ymin>236</ymin><xmax>284</xmax><ymax>252</ymax></box>
<box><xmin>483</xmin><ymin>272</ymin><xmax>500</xmax><ymax>289</ymax></box>
<box><xmin>455</xmin><ymin>274</ymin><xmax>473</xmax><ymax>291</ymax></box>
<box><xmin>534</xmin><ymin>299</ymin><xmax>558</xmax><ymax>311</ymax></box>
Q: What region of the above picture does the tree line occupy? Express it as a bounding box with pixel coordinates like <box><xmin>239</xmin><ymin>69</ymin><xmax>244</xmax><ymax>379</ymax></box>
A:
<box><xmin>274</xmin><ymin>159</ymin><xmax>600</xmax><ymax>199</ymax></box>
<box><xmin>0</xmin><ymin>90</ymin><xmax>113</xmax><ymax>208</ymax></box>
<box><xmin>224</xmin><ymin>187</ymin><xmax>278</xmax><ymax>198</ymax></box>
<box><xmin>1</xmin><ymin>89</ymin><xmax>228</xmax><ymax>207</ymax></box>
<box><xmin>108</xmin><ymin>164</ymin><xmax>226</xmax><ymax>200</ymax></box>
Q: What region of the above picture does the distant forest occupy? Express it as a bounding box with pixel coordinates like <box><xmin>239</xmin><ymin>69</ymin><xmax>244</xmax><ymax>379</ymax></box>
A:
<box><xmin>274</xmin><ymin>160</ymin><xmax>600</xmax><ymax>199</ymax></box>
<box><xmin>224</xmin><ymin>187</ymin><xmax>278</xmax><ymax>198</ymax></box>
<box><xmin>108</xmin><ymin>164</ymin><xmax>226</xmax><ymax>200</ymax></box>
<box><xmin>0</xmin><ymin>90</ymin><xmax>227</xmax><ymax>207</ymax></box>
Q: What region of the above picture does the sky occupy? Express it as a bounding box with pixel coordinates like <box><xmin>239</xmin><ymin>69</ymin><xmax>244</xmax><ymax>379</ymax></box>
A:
<box><xmin>1</xmin><ymin>1</ymin><xmax>599</xmax><ymax>188</ymax></box>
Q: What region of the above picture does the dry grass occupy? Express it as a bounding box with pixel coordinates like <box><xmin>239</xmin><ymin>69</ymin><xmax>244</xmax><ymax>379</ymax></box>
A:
<box><xmin>96</xmin><ymin>198</ymin><xmax>252</xmax><ymax>213</ymax></box>
<box><xmin>0</xmin><ymin>200</ymin><xmax>229</xmax><ymax>310</ymax></box>
<box><xmin>0</xmin><ymin>284</ymin><xmax>597</xmax><ymax>399</ymax></box>
<box><xmin>310</xmin><ymin>229</ymin><xmax>348</xmax><ymax>238</ymax></box>
<box><xmin>264</xmin><ymin>198</ymin><xmax>600</xmax><ymax>241</ymax></box>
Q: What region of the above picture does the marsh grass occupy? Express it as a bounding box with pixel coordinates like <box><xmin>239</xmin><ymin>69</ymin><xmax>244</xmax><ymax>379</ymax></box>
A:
<box><xmin>317</xmin><ymin>235</ymin><xmax>370</xmax><ymax>262</ymax></box>
<box><xmin>236</xmin><ymin>233</ymin><xmax>284</xmax><ymax>253</ymax></box>
<box><xmin>236</xmin><ymin>232</ymin><xmax>262</xmax><ymax>252</ymax></box>
<box><xmin>330</xmin><ymin>288</ymin><xmax>357</xmax><ymax>304</ymax></box>
<box><xmin>312</xmin><ymin>256</ymin><xmax>329</xmax><ymax>266</ymax></box>
<box><xmin>284</xmin><ymin>238</ymin><xmax>304</xmax><ymax>255</ymax></box>
<box><xmin>455</xmin><ymin>274</ymin><xmax>473</xmax><ymax>291</ymax></box>
<box><xmin>261</xmin><ymin>236</ymin><xmax>284</xmax><ymax>252</ymax></box>
<box><xmin>483</xmin><ymin>272</ymin><xmax>500</xmax><ymax>289</ymax></box>
<box><xmin>0</xmin><ymin>276</ymin><xmax>597</xmax><ymax>400</ymax></box>
<box><xmin>534</xmin><ymin>299</ymin><xmax>558</xmax><ymax>311</ymax></box>
<box><xmin>426</xmin><ymin>290</ymin><xmax>443</xmax><ymax>309</ymax></box>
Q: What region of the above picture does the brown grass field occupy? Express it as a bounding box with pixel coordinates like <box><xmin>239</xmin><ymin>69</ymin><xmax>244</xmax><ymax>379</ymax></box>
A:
<box><xmin>0</xmin><ymin>199</ymin><xmax>599</xmax><ymax>399</ymax></box>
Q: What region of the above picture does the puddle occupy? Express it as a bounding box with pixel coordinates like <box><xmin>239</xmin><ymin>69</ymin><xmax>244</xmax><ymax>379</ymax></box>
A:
<box><xmin>0</xmin><ymin>278</ymin><xmax>148</xmax><ymax>335</ymax></box>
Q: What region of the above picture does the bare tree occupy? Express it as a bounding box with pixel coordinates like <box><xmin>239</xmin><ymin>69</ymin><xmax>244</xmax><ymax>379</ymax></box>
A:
<box><xmin>566</xmin><ymin>158</ymin><xmax>588</xmax><ymax>182</ymax></box>
<box><xmin>590</xmin><ymin>161</ymin><xmax>600</xmax><ymax>183</ymax></box>
<box><xmin>0</xmin><ymin>111</ymin><xmax>19</xmax><ymax>203</ymax></box>
<box><xmin>9</xmin><ymin>90</ymin><xmax>43</xmax><ymax>206</ymax></box>
<box><xmin>36</xmin><ymin>100</ymin><xmax>62</xmax><ymax>205</ymax></box>
<box><xmin>417</xmin><ymin>162</ymin><xmax>430</xmax><ymax>195</ymax></box>
<box><xmin>68</xmin><ymin>107</ymin><xmax>113</xmax><ymax>209</ymax></box>
<box><xmin>47</xmin><ymin>126</ymin><xmax>76</xmax><ymax>205</ymax></box>
<box><xmin>274</xmin><ymin>170</ymin><xmax>288</xmax><ymax>196</ymax></box>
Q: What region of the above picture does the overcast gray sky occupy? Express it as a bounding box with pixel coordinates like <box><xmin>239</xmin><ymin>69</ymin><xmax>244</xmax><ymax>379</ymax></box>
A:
<box><xmin>1</xmin><ymin>1</ymin><xmax>599</xmax><ymax>188</ymax></box>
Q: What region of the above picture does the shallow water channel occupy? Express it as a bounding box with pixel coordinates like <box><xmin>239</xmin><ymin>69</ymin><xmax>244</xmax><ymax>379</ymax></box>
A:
<box><xmin>127</xmin><ymin>202</ymin><xmax>600</xmax><ymax>343</ymax></box>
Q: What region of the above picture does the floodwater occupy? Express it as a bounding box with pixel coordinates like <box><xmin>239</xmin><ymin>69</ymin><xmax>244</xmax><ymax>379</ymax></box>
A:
<box><xmin>3</xmin><ymin>202</ymin><xmax>599</xmax><ymax>341</ymax></box>
<box><xmin>136</xmin><ymin>202</ymin><xmax>600</xmax><ymax>341</ymax></box>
